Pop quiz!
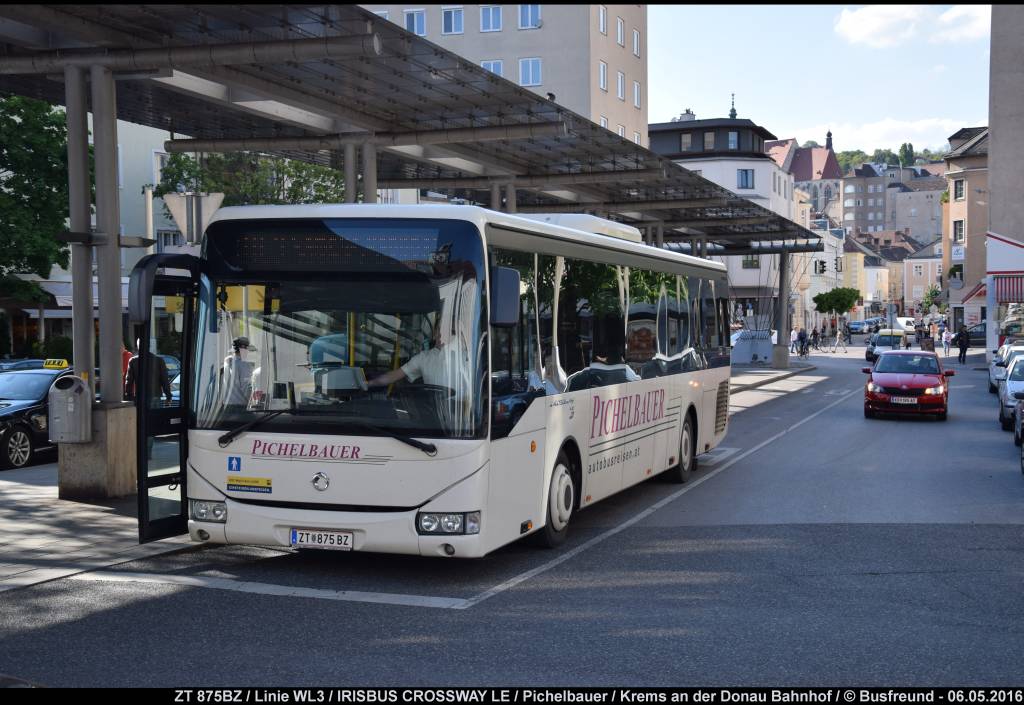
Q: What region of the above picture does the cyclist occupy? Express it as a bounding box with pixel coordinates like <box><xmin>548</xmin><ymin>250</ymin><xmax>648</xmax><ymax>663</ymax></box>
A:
<box><xmin>797</xmin><ymin>327</ymin><xmax>809</xmax><ymax>358</ymax></box>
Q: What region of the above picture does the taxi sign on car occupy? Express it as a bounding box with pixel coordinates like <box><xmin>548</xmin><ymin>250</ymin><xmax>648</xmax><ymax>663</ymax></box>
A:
<box><xmin>43</xmin><ymin>359</ymin><xmax>69</xmax><ymax>369</ymax></box>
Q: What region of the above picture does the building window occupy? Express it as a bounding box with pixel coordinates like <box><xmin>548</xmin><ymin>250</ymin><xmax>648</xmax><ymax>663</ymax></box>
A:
<box><xmin>617</xmin><ymin>125</ymin><xmax>625</xmax><ymax>138</ymax></box>
<box><xmin>845</xmin><ymin>184</ymin><xmax>856</xmax><ymax>193</ymax></box>
<box><xmin>954</xmin><ymin>179</ymin><xmax>965</xmax><ymax>200</ymax></box>
<box><xmin>742</xmin><ymin>254</ymin><xmax>760</xmax><ymax>269</ymax></box>
<box><xmin>844</xmin><ymin>198</ymin><xmax>854</xmax><ymax>207</ymax></box>
<box><xmin>519</xmin><ymin>57</ymin><xmax>542</xmax><ymax>86</ymax></box>
<box><xmin>772</xmin><ymin>172</ymin><xmax>777</xmax><ymax>193</ymax></box>
<box><xmin>728</xmin><ymin>131</ymin><xmax>738</xmax><ymax>150</ymax></box>
<box><xmin>856</xmin><ymin>199</ymin><xmax>862</xmax><ymax>207</ymax></box>
<box><xmin>480</xmin><ymin>5</ymin><xmax>502</xmax><ymax>32</ymax></box>
<box><xmin>598</xmin><ymin>61</ymin><xmax>607</xmax><ymax>91</ymax></box>
<box><xmin>680</xmin><ymin>133</ymin><xmax>692</xmax><ymax>151</ymax></box>
<box><xmin>372</xmin><ymin>10</ymin><xmax>389</xmax><ymax>19</ymax></box>
<box><xmin>633</xmin><ymin>28</ymin><xmax>641</xmax><ymax>57</ymax></box>
<box><xmin>633</xmin><ymin>131</ymin><xmax>641</xmax><ymax>145</ymax></box>
<box><xmin>519</xmin><ymin>4</ymin><xmax>541</xmax><ymax>29</ymax></box>
<box><xmin>616</xmin><ymin>71</ymin><xmax>625</xmax><ymax>100</ymax></box>
<box><xmin>913</xmin><ymin>264</ymin><xmax>924</xmax><ymax>277</ymax></box>
<box><xmin>737</xmin><ymin>169</ymin><xmax>754</xmax><ymax>189</ymax></box>
<box><xmin>404</xmin><ymin>10</ymin><xmax>426</xmax><ymax>36</ymax></box>
<box><xmin>937</xmin><ymin>264</ymin><xmax>943</xmax><ymax>276</ymax></box>
<box><xmin>703</xmin><ymin>131</ymin><xmax>715</xmax><ymax>150</ymax></box>
<box><xmin>867</xmin><ymin>198</ymin><xmax>874</xmax><ymax>206</ymax></box>
<box><xmin>599</xmin><ymin>5</ymin><xmax>607</xmax><ymax>34</ymax></box>
<box><xmin>844</xmin><ymin>213</ymin><xmax>854</xmax><ymax>221</ymax></box>
<box><xmin>868</xmin><ymin>212</ymin><xmax>875</xmax><ymax>221</ymax></box>
<box><xmin>600</xmin><ymin>116</ymin><xmax>608</xmax><ymax>129</ymax></box>
<box><xmin>953</xmin><ymin>219</ymin><xmax>965</xmax><ymax>243</ymax></box>
<box><xmin>616</xmin><ymin>17</ymin><xmax>624</xmax><ymax>45</ymax></box>
<box><xmin>633</xmin><ymin>81</ymin><xmax>641</xmax><ymax>108</ymax></box>
<box><xmin>442</xmin><ymin>7</ymin><xmax>464</xmax><ymax>34</ymax></box>
<box><xmin>481</xmin><ymin>59</ymin><xmax>503</xmax><ymax>77</ymax></box>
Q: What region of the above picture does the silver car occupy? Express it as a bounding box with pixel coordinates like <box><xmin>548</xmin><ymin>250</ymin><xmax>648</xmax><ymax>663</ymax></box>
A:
<box><xmin>989</xmin><ymin>344</ymin><xmax>1024</xmax><ymax>393</ymax></box>
<box><xmin>997</xmin><ymin>356</ymin><xmax>1024</xmax><ymax>431</ymax></box>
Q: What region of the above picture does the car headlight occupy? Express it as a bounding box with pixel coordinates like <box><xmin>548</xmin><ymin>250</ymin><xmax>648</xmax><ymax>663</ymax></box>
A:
<box><xmin>923</xmin><ymin>384</ymin><xmax>945</xmax><ymax>395</ymax></box>
<box><xmin>417</xmin><ymin>511</ymin><xmax>481</xmax><ymax>535</ymax></box>
<box><xmin>866</xmin><ymin>382</ymin><xmax>884</xmax><ymax>393</ymax></box>
<box><xmin>190</xmin><ymin>500</ymin><xmax>227</xmax><ymax>523</ymax></box>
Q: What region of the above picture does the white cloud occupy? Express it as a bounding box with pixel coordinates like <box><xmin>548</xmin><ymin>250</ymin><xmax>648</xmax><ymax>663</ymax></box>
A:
<box><xmin>932</xmin><ymin>5</ymin><xmax>991</xmax><ymax>42</ymax></box>
<box><xmin>834</xmin><ymin>5</ymin><xmax>929</xmax><ymax>48</ymax></box>
<box><xmin>931</xmin><ymin>64</ymin><xmax>947</xmax><ymax>73</ymax></box>
<box><xmin>784</xmin><ymin>117</ymin><xmax>984</xmax><ymax>152</ymax></box>
<box><xmin>834</xmin><ymin>5</ymin><xmax>991</xmax><ymax>48</ymax></box>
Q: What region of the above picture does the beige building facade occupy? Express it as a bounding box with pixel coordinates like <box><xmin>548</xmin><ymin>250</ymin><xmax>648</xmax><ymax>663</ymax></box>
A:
<box><xmin>941</xmin><ymin>127</ymin><xmax>988</xmax><ymax>330</ymax></box>
<box><xmin>903</xmin><ymin>241</ymin><xmax>942</xmax><ymax>316</ymax></box>
<box><xmin>362</xmin><ymin>4</ymin><xmax>649</xmax><ymax>144</ymax></box>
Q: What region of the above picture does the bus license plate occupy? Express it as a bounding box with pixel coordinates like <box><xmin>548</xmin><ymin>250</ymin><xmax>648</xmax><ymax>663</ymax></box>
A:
<box><xmin>291</xmin><ymin>529</ymin><xmax>354</xmax><ymax>551</ymax></box>
<box><xmin>891</xmin><ymin>396</ymin><xmax>917</xmax><ymax>405</ymax></box>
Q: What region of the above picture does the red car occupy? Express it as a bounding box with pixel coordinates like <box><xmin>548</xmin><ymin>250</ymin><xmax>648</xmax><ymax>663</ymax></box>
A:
<box><xmin>863</xmin><ymin>350</ymin><xmax>954</xmax><ymax>420</ymax></box>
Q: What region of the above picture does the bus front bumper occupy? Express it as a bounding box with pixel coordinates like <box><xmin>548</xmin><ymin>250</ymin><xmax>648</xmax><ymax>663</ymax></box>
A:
<box><xmin>189</xmin><ymin>499</ymin><xmax>489</xmax><ymax>558</ymax></box>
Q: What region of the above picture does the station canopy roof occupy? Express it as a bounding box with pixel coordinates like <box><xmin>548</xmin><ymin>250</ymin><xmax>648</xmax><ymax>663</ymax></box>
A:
<box><xmin>0</xmin><ymin>4</ymin><xmax>820</xmax><ymax>255</ymax></box>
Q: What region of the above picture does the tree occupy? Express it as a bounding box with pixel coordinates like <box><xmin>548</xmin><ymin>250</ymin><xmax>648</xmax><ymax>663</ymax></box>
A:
<box><xmin>836</xmin><ymin>149</ymin><xmax>870</xmax><ymax>174</ymax></box>
<box><xmin>871</xmin><ymin>148</ymin><xmax>898</xmax><ymax>165</ymax></box>
<box><xmin>0</xmin><ymin>96</ymin><xmax>70</xmax><ymax>280</ymax></box>
<box><xmin>801</xmin><ymin>140</ymin><xmax>820</xmax><ymax>148</ymax></box>
<box><xmin>898</xmin><ymin>142</ymin><xmax>915</xmax><ymax>166</ymax></box>
<box><xmin>813</xmin><ymin>287</ymin><xmax>861</xmax><ymax>316</ymax></box>
<box><xmin>921</xmin><ymin>284</ymin><xmax>941</xmax><ymax>311</ymax></box>
<box><xmin>153</xmin><ymin>152</ymin><xmax>346</xmax><ymax>212</ymax></box>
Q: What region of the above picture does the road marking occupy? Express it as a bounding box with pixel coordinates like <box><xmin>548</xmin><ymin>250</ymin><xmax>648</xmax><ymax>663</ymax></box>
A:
<box><xmin>459</xmin><ymin>386</ymin><xmax>864</xmax><ymax>610</ymax></box>
<box><xmin>70</xmin><ymin>571</ymin><xmax>468</xmax><ymax>609</ymax></box>
<box><xmin>698</xmin><ymin>446</ymin><xmax>739</xmax><ymax>467</ymax></box>
<box><xmin>949</xmin><ymin>385</ymin><xmax>975</xmax><ymax>389</ymax></box>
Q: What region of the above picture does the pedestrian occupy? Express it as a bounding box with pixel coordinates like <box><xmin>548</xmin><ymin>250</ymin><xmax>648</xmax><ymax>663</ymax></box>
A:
<box><xmin>790</xmin><ymin>326</ymin><xmax>798</xmax><ymax>353</ymax></box>
<box><xmin>844</xmin><ymin>321</ymin><xmax>852</xmax><ymax>344</ymax></box>
<box><xmin>954</xmin><ymin>325</ymin><xmax>970</xmax><ymax>364</ymax></box>
<box><xmin>930</xmin><ymin>321</ymin><xmax>939</xmax><ymax>341</ymax></box>
<box><xmin>124</xmin><ymin>338</ymin><xmax>172</xmax><ymax>403</ymax></box>
<box><xmin>810</xmin><ymin>327</ymin><xmax>820</xmax><ymax>350</ymax></box>
<box><xmin>797</xmin><ymin>327</ymin><xmax>808</xmax><ymax>357</ymax></box>
<box><xmin>942</xmin><ymin>328</ymin><xmax>953</xmax><ymax>357</ymax></box>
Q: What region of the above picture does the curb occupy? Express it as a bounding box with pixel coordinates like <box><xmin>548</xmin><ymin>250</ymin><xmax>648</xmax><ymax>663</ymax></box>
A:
<box><xmin>730</xmin><ymin>365</ymin><xmax>817</xmax><ymax>394</ymax></box>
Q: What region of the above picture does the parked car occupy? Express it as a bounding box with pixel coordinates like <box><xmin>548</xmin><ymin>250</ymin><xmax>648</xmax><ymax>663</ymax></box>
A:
<box><xmin>997</xmin><ymin>356</ymin><xmax>1024</xmax><ymax>431</ymax></box>
<box><xmin>1000</xmin><ymin>319</ymin><xmax>1024</xmax><ymax>347</ymax></box>
<box><xmin>865</xmin><ymin>329</ymin><xmax>905</xmax><ymax>362</ymax></box>
<box><xmin>1012</xmin><ymin>390</ymin><xmax>1024</xmax><ymax>447</ymax></box>
<box><xmin>0</xmin><ymin>359</ymin><xmax>46</xmax><ymax>372</ymax></box>
<box><xmin>863</xmin><ymin>350</ymin><xmax>953</xmax><ymax>420</ymax></box>
<box><xmin>0</xmin><ymin>365</ymin><xmax>73</xmax><ymax>468</ymax></box>
<box><xmin>989</xmin><ymin>344</ymin><xmax>1024</xmax><ymax>393</ymax></box>
<box><xmin>160</xmin><ymin>355</ymin><xmax>181</xmax><ymax>382</ymax></box>
<box><xmin>849</xmin><ymin>320</ymin><xmax>869</xmax><ymax>334</ymax></box>
<box><xmin>964</xmin><ymin>322</ymin><xmax>986</xmax><ymax>348</ymax></box>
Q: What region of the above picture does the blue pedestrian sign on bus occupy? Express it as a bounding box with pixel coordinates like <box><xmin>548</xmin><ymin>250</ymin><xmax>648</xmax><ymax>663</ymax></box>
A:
<box><xmin>228</xmin><ymin>456</ymin><xmax>242</xmax><ymax>472</ymax></box>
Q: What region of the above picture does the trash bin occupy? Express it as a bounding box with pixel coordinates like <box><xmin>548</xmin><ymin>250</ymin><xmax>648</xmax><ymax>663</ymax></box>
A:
<box><xmin>48</xmin><ymin>375</ymin><xmax>92</xmax><ymax>443</ymax></box>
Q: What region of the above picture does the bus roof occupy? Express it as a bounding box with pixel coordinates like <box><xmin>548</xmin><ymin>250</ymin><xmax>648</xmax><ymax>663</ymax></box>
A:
<box><xmin>206</xmin><ymin>204</ymin><xmax>726</xmax><ymax>273</ymax></box>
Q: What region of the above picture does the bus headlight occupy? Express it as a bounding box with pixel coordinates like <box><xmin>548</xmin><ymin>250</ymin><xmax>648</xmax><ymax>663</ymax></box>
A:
<box><xmin>191</xmin><ymin>500</ymin><xmax>227</xmax><ymax>523</ymax></box>
<box><xmin>417</xmin><ymin>512</ymin><xmax>481</xmax><ymax>535</ymax></box>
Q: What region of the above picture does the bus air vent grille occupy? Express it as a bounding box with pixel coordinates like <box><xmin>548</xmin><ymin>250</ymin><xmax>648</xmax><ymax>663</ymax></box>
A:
<box><xmin>715</xmin><ymin>380</ymin><xmax>729</xmax><ymax>434</ymax></box>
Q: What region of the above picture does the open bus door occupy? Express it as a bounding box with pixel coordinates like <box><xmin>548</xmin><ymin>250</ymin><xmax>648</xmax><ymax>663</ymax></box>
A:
<box><xmin>128</xmin><ymin>254</ymin><xmax>202</xmax><ymax>543</ymax></box>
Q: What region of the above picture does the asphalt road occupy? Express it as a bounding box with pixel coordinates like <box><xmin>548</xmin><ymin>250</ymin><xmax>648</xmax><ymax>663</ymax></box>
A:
<box><xmin>2</xmin><ymin>344</ymin><xmax>1023</xmax><ymax>686</ymax></box>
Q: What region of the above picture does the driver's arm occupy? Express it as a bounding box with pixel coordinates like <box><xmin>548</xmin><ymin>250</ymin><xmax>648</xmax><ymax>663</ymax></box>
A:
<box><xmin>368</xmin><ymin>367</ymin><xmax>407</xmax><ymax>388</ymax></box>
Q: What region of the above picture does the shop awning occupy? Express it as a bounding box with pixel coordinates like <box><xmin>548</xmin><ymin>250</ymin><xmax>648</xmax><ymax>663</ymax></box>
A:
<box><xmin>962</xmin><ymin>281</ymin><xmax>987</xmax><ymax>304</ymax></box>
<box><xmin>995</xmin><ymin>275</ymin><xmax>1024</xmax><ymax>304</ymax></box>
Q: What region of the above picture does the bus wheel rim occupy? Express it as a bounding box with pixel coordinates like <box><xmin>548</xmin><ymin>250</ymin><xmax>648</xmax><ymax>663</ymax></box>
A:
<box><xmin>9</xmin><ymin>431</ymin><xmax>30</xmax><ymax>466</ymax></box>
<box><xmin>680</xmin><ymin>423</ymin><xmax>692</xmax><ymax>471</ymax></box>
<box><xmin>550</xmin><ymin>463</ymin><xmax>574</xmax><ymax>532</ymax></box>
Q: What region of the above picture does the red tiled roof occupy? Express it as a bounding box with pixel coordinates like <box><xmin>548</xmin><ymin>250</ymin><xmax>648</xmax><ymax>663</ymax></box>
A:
<box><xmin>789</xmin><ymin>145</ymin><xmax>843</xmax><ymax>182</ymax></box>
<box><xmin>765</xmin><ymin>138</ymin><xmax>796</xmax><ymax>171</ymax></box>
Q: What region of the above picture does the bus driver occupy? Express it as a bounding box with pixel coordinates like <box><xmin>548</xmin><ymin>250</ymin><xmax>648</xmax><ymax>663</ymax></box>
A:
<box><xmin>366</xmin><ymin>323</ymin><xmax>468</xmax><ymax>393</ymax></box>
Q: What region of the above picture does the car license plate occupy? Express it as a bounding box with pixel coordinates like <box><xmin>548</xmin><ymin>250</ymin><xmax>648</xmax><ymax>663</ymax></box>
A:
<box><xmin>290</xmin><ymin>529</ymin><xmax>354</xmax><ymax>551</ymax></box>
<box><xmin>891</xmin><ymin>396</ymin><xmax>917</xmax><ymax>405</ymax></box>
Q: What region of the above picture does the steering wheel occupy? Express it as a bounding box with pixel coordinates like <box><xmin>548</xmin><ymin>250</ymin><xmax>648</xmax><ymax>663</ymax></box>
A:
<box><xmin>394</xmin><ymin>383</ymin><xmax>456</xmax><ymax>401</ymax></box>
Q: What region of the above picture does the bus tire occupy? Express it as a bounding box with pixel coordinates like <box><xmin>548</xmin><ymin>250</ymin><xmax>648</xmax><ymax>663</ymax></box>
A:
<box><xmin>535</xmin><ymin>451</ymin><xmax>575</xmax><ymax>548</ymax></box>
<box><xmin>665</xmin><ymin>413</ymin><xmax>695</xmax><ymax>484</ymax></box>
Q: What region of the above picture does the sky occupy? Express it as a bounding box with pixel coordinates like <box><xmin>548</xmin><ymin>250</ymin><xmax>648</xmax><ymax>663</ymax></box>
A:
<box><xmin>648</xmin><ymin>4</ymin><xmax>991</xmax><ymax>153</ymax></box>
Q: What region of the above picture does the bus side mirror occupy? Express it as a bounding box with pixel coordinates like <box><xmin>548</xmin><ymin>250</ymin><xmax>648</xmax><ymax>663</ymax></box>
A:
<box><xmin>490</xmin><ymin>266</ymin><xmax>521</xmax><ymax>328</ymax></box>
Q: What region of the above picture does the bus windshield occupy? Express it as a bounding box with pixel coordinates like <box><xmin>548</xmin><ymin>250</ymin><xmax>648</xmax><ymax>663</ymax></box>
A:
<box><xmin>192</xmin><ymin>218</ymin><xmax>487</xmax><ymax>439</ymax></box>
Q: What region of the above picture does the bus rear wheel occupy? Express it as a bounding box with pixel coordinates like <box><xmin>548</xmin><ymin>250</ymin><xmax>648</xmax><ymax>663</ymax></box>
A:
<box><xmin>664</xmin><ymin>414</ymin><xmax>695</xmax><ymax>484</ymax></box>
<box><xmin>535</xmin><ymin>451</ymin><xmax>575</xmax><ymax>548</ymax></box>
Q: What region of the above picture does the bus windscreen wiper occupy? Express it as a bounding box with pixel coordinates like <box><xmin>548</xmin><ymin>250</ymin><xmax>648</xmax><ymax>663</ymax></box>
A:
<box><xmin>343</xmin><ymin>418</ymin><xmax>438</xmax><ymax>457</ymax></box>
<box><xmin>217</xmin><ymin>409</ymin><xmax>295</xmax><ymax>448</ymax></box>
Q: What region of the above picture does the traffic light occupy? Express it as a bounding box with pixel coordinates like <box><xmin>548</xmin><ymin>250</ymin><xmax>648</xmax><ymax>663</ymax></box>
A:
<box><xmin>834</xmin><ymin>257</ymin><xmax>843</xmax><ymax>273</ymax></box>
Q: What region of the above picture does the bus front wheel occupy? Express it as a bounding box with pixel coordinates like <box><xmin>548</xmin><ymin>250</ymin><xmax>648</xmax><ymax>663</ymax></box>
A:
<box><xmin>536</xmin><ymin>451</ymin><xmax>575</xmax><ymax>548</ymax></box>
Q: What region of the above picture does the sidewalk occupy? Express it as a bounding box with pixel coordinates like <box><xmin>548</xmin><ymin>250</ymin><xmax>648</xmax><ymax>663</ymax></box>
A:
<box><xmin>0</xmin><ymin>462</ymin><xmax>192</xmax><ymax>594</ymax></box>
<box><xmin>731</xmin><ymin>361</ymin><xmax>817</xmax><ymax>394</ymax></box>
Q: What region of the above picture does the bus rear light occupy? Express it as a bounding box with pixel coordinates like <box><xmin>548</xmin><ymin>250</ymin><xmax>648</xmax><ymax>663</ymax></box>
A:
<box><xmin>190</xmin><ymin>500</ymin><xmax>227</xmax><ymax>523</ymax></box>
<box><xmin>417</xmin><ymin>511</ymin><xmax>480</xmax><ymax>535</ymax></box>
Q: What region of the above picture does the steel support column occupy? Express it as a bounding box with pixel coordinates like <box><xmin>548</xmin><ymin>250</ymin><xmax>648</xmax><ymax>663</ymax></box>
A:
<box><xmin>505</xmin><ymin>183</ymin><xmax>517</xmax><ymax>213</ymax></box>
<box><xmin>344</xmin><ymin>143</ymin><xmax>357</xmax><ymax>204</ymax></box>
<box><xmin>90</xmin><ymin>65</ymin><xmax>123</xmax><ymax>404</ymax></box>
<box><xmin>362</xmin><ymin>143</ymin><xmax>377</xmax><ymax>204</ymax></box>
<box><xmin>64</xmin><ymin>65</ymin><xmax>94</xmax><ymax>389</ymax></box>
<box><xmin>491</xmin><ymin>183</ymin><xmax>502</xmax><ymax>211</ymax></box>
<box><xmin>773</xmin><ymin>251</ymin><xmax>791</xmax><ymax>369</ymax></box>
<box><xmin>656</xmin><ymin>222</ymin><xmax>664</xmax><ymax>248</ymax></box>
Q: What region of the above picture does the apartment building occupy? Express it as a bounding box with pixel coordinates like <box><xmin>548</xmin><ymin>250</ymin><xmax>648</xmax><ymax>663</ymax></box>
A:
<box><xmin>904</xmin><ymin>241</ymin><xmax>943</xmax><ymax>317</ymax></box>
<box><xmin>886</xmin><ymin>178</ymin><xmax>946</xmax><ymax>240</ymax></box>
<box><xmin>362</xmin><ymin>4</ymin><xmax>649</xmax><ymax>144</ymax></box>
<box><xmin>941</xmin><ymin>127</ymin><xmax>988</xmax><ymax>330</ymax></box>
<box><xmin>648</xmin><ymin>109</ymin><xmax>793</xmax><ymax>324</ymax></box>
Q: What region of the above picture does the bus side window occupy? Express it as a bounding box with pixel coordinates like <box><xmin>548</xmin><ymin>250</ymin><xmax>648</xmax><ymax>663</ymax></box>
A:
<box><xmin>717</xmin><ymin>283</ymin><xmax>731</xmax><ymax>348</ymax></box>
<box><xmin>626</xmin><ymin>268</ymin><xmax>662</xmax><ymax>379</ymax></box>
<box><xmin>676</xmin><ymin>275</ymin><xmax>690</xmax><ymax>355</ymax></box>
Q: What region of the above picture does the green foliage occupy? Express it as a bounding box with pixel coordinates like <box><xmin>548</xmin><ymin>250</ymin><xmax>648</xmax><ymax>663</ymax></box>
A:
<box><xmin>30</xmin><ymin>335</ymin><xmax>73</xmax><ymax>362</ymax></box>
<box><xmin>898</xmin><ymin>142</ymin><xmax>914</xmax><ymax>166</ymax></box>
<box><xmin>921</xmin><ymin>284</ymin><xmax>942</xmax><ymax>310</ymax></box>
<box><xmin>0</xmin><ymin>96</ymin><xmax>71</xmax><ymax>278</ymax></box>
<box><xmin>0</xmin><ymin>276</ymin><xmax>49</xmax><ymax>303</ymax></box>
<box><xmin>153</xmin><ymin>152</ymin><xmax>346</xmax><ymax>214</ymax></box>
<box><xmin>813</xmin><ymin>287</ymin><xmax>861</xmax><ymax>315</ymax></box>
<box><xmin>940</xmin><ymin>189</ymin><xmax>949</xmax><ymax>204</ymax></box>
<box><xmin>871</xmin><ymin>148</ymin><xmax>898</xmax><ymax>165</ymax></box>
<box><xmin>836</xmin><ymin>150</ymin><xmax>870</xmax><ymax>175</ymax></box>
<box><xmin>801</xmin><ymin>140</ymin><xmax>820</xmax><ymax>148</ymax></box>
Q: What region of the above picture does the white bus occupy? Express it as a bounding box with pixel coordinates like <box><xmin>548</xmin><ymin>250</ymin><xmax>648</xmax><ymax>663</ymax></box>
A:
<box><xmin>129</xmin><ymin>204</ymin><xmax>731</xmax><ymax>557</ymax></box>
